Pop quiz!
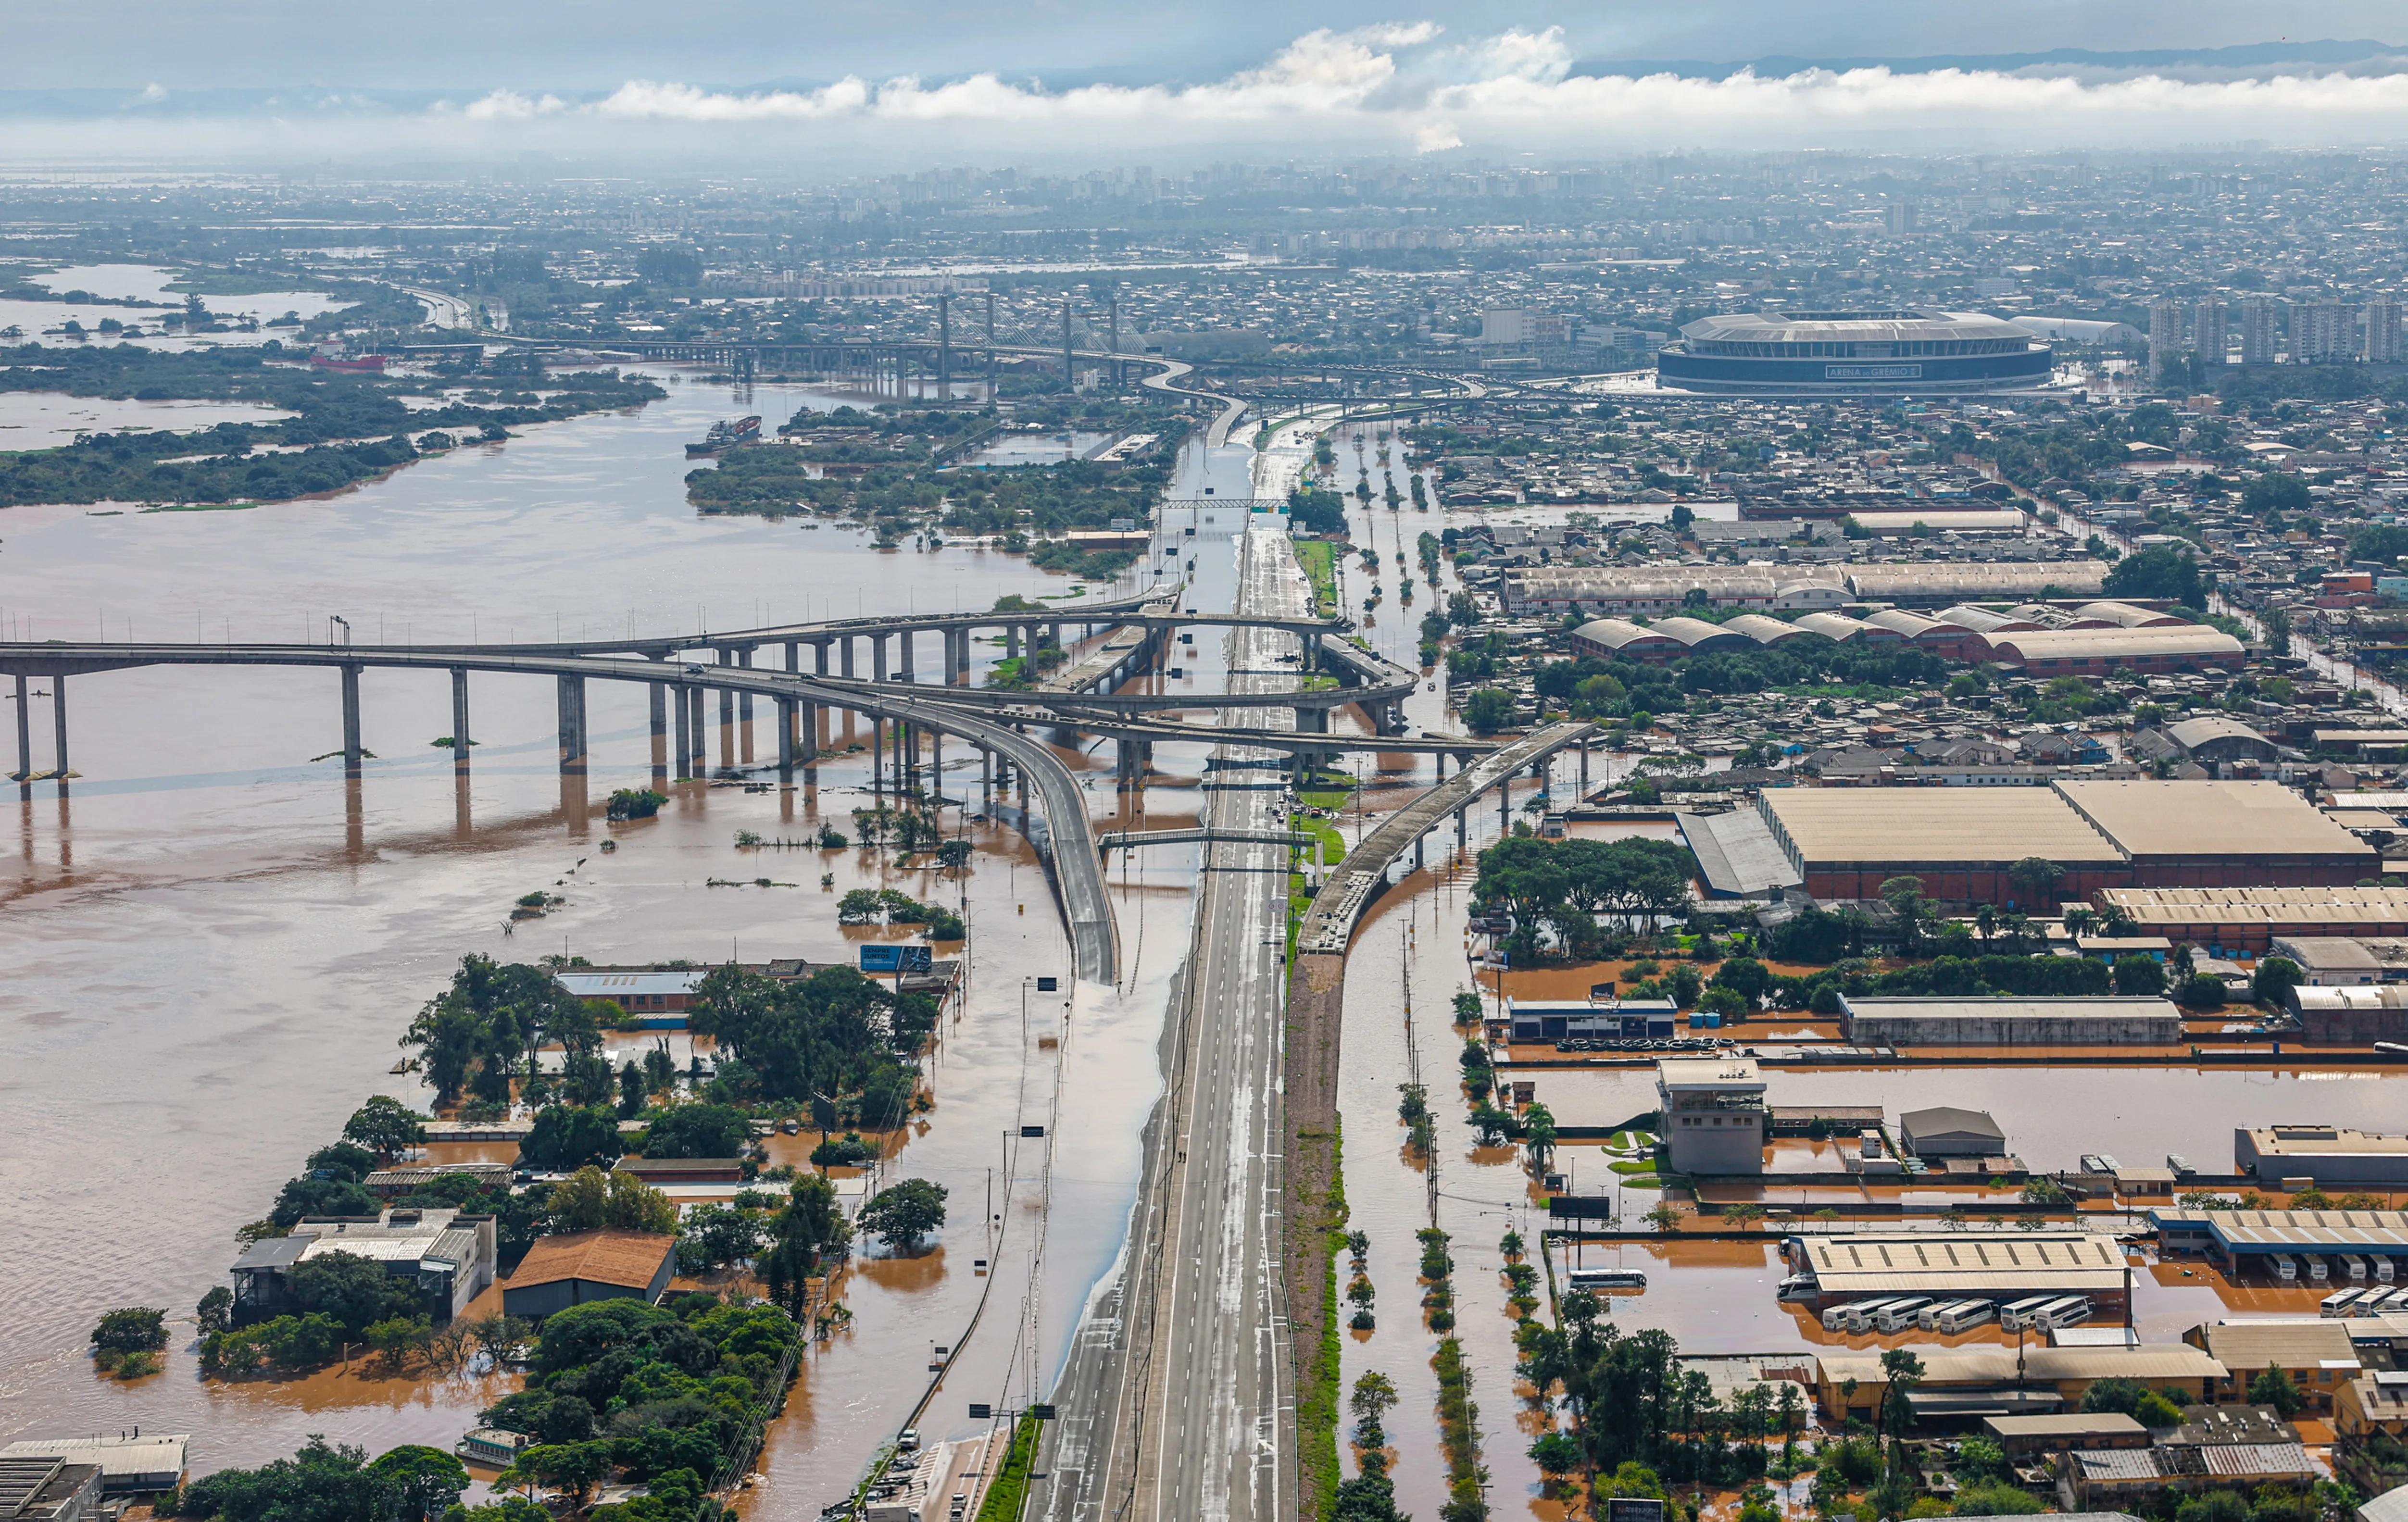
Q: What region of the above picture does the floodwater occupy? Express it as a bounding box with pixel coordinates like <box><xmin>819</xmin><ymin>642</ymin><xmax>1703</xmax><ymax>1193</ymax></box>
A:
<box><xmin>0</xmin><ymin>367</ymin><xmax>1241</xmax><ymax>1506</ymax></box>
<box><xmin>0</xmin><ymin>393</ymin><xmax>298</xmax><ymax>449</ymax></box>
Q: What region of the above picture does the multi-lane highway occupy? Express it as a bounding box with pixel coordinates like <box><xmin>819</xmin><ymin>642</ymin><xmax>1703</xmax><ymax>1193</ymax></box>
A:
<box><xmin>1043</xmin><ymin>524</ymin><xmax>1303</xmax><ymax>1522</ymax></box>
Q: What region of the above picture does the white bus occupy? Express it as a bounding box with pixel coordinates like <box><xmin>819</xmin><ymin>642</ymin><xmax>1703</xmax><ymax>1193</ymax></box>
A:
<box><xmin>1568</xmin><ymin>1267</ymin><xmax>1647</xmax><ymax>1291</ymax></box>
<box><xmin>1872</xmin><ymin>1298</ymin><xmax>1934</xmax><ymax>1333</ymax></box>
<box><xmin>1917</xmin><ymin>1299</ymin><xmax>1979</xmax><ymax>1332</ymax></box>
<box><xmin>2339</xmin><ymin>1254</ymin><xmax>2369</xmax><ymax>1284</ymax></box>
<box><xmin>2377</xmin><ymin>1258</ymin><xmax>2398</xmax><ymax>1285</ymax></box>
<box><xmin>2035</xmin><ymin>1296</ymin><xmax>2092</xmax><ymax>1331</ymax></box>
<box><xmin>2306</xmin><ymin>1256</ymin><xmax>2331</xmax><ymax>1284</ymax></box>
<box><xmin>1932</xmin><ymin>1301</ymin><xmax>1997</xmax><ymax>1334</ymax></box>
<box><xmin>1828</xmin><ymin>1298</ymin><xmax>1904</xmax><ymax>1333</ymax></box>
<box><xmin>1999</xmin><ymin>1296</ymin><xmax>2057</xmax><ymax>1330</ymax></box>
<box><xmin>2271</xmin><ymin>1254</ymin><xmax>2300</xmax><ymax>1283</ymax></box>
<box><xmin>2323</xmin><ymin>1289</ymin><xmax>2369</xmax><ymax>1318</ymax></box>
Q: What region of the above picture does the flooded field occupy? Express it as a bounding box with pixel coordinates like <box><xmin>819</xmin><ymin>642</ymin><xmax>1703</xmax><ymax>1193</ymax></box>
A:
<box><xmin>0</xmin><ymin>368</ymin><xmax>1263</xmax><ymax>1504</ymax></box>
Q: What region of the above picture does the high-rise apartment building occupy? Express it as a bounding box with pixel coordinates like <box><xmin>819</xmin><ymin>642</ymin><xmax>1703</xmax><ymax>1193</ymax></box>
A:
<box><xmin>2148</xmin><ymin>299</ymin><xmax>2184</xmax><ymax>379</ymax></box>
<box><xmin>2294</xmin><ymin>301</ymin><xmax>2353</xmax><ymax>364</ymax></box>
<box><xmin>2239</xmin><ymin>298</ymin><xmax>2280</xmax><ymax>365</ymax></box>
<box><xmin>2194</xmin><ymin>298</ymin><xmax>2228</xmax><ymax>366</ymax></box>
<box><xmin>2367</xmin><ymin>299</ymin><xmax>2403</xmax><ymax>364</ymax></box>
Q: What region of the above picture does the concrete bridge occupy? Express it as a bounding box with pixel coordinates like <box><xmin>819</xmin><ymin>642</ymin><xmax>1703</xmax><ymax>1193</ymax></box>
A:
<box><xmin>0</xmin><ymin>641</ymin><xmax>1121</xmax><ymax>983</ymax></box>
<box><xmin>1095</xmin><ymin>826</ymin><xmax>1320</xmax><ymax>860</ymax></box>
<box><xmin>1293</xmin><ymin>720</ymin><xmax>1601</xmax><ymax>957</ymax></box>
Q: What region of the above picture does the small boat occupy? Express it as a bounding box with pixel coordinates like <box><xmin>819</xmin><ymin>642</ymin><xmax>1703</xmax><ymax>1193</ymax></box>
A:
<box><xmin>687</xmin><ymin>415</ymin><xmax>763</xmax><ymax>457</ymax></box>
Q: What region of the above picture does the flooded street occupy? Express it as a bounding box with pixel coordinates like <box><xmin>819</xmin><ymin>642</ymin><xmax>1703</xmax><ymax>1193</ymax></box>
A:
<box><xmin>0</xmin><ymin>368</ymin><xmax>1235</xmax><ymax>1504</ymax></box>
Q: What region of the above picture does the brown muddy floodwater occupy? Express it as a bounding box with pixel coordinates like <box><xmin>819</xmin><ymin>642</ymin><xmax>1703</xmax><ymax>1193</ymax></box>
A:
<box><xmin>0</xmin><ymin>370</ymin><xmax>1257</xmax><ymax>1508</ymax></box>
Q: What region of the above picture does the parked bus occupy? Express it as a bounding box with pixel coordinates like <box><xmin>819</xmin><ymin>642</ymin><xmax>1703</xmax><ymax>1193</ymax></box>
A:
<box><xmin>1917</xmin><ymin>1299</ymin><xmax>1980</xmax><ymax>1332</ymax></box>
<box><xmin>2338</xmin><ymin>1254</ymin><xmax>2369</xmax><ymax>1284</ymax></box>
<box><xmin>2323</xmin><ymin>1289</ymin><xmax>2369</xmax><ymax>1318</ymax></box>
<box><xmin>1932</xmin><ymin>1301</ymin><xmax>1997</xmax><ymax>1334</ymax></box>
<box><xmin>2306</xmin><ymin>1256</ymin><xmax>2330</xmax><ymax>1284</ymax></box>
<box><xmin>2271</xmin><ymin>1254</ymin><xmax>2300</xmax><ymax>1283</ymax></box>
<box><xmin>1872</xmin><ymin>1298</ymin><xmax>1934</xmax><ymax>1333</ymax></box>
<box><xmin>2035</xmin><ymin>1296</ymin><xmax>2092</xmax><ymax>1331</ymax></box>
<box><xmin>1999</xmin><ymin>1297</ymin><xmax>2057</xmax><ymax>1330</ymax></box>
<box><xmin>2377</xmin><ymin>1258</ymin><xmax>2398</xmax><ymax>1285</ymax></box>
<box><xmin>1828</xmin><ymin>1298</ymin><xmax>1904</xmax><ymax>1333</ymax></box>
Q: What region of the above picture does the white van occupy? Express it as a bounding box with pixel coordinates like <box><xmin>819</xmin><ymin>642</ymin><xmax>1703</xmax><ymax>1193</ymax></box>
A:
<box><xmin>1874</xmin><ymin>1298</ymin><xmax>1934</xmax><ymax>1333</ymax></box>
<box><xmin>1999</xmin><ymin>1296</ymin><xmax>2057</xmax><ymax>1330</ymax></box>
<box><xmin>1933</xmin><ymin>1301</ymin><xmax>1997</xmax><ymax>1334</ymax></box>
<box><xmin>2272</xmin><ymin>1254</ymin><xmax>2300</xmax><ymax>1283</ymax></box>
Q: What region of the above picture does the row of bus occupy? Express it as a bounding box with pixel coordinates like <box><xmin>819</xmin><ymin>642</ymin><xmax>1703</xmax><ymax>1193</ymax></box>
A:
<box><xmin>1817</xmin><ymin>1295</ymin><xmax>2094</xmax><ymax>1336</ymax></box>
<box><xmin>2320</xmin><ymin>1285</ymin><xmax>2408</xmax><ymax>1318</ymax></box>
<box><xmin>2264</xmin><ymin>1251</ymin><xmax>2398</xmax><ymax>1286</ymax></box>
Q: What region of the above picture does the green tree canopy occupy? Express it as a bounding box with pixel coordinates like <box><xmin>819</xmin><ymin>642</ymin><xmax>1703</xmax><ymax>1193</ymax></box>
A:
<box><xmin>857</xmin><ymin>1177</ymin><xmax>948</xmax><ymax>1252</ymax></box>
<box><xmin>641</xmin><ymin>1104</ymin><xmax>752</xmax><ymax>1159</ymax></box>
<box><xmin>519</xmin><ymin>1105</ymin><xmax>623</xmax><ymax>1173</ymax></box>
<box><xmin>2102</xmin><ymin>545</ymin><xmax>2208</xmax><ymax>606</ymax></box>
<box><xmin>341</xmin><ymin>1096</ymin><xmax>428</xmax><ymax>1159</ymax></box>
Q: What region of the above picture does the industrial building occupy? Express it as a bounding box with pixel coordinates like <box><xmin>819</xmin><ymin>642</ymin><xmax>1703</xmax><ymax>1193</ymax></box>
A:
<box><xmin>0</xmin><ymin>1438</ymin><xmax>185</xmax><ymax>1497</ymax></box>
<box><xmin>1983</xmin><ymin>625</ymin><xmax>2248</xmax><ymax>675</ymax></box>
<box><xmin>1656</xmin><ymin>1056</ymin><xmax>1766</xmax><ymax>1176</ymax></box>
<box><xmin>1756</xmin><ymin>781</ymin><xmax>2375</xmax><ymax>907</ymax></box>
<box><xmin>1786</xmin><ymin>1231</ymin><xmax>2131</xmax><ymax>1310</ymax></box>
<box><xmin>1843</xmin><ymin>561</ymin><xmax>2110</xmax><ymax>605</ymax></box>
<box><xmin>2186</xmin><ymin>1320</ymin><xmax>2362</xmax><ymax>1413</ymax></box>
<box><xmin>2167</xmin><ymin>717</ymin><xmax>2282</xmax><ymax>766</ymax></box>
<box><xmin>0</xmin><ymin>1458</ymin><xmax>102</xmax><ymax>1522</ymax></box>
<box><xmin>2096</xmin><ymin>886</ymin><xmax>2408</xmax><ymax>955</ymax></box>
<box><xmin>2235</xmin><ymin>1128</ymin><xmax>2408</xmax><ymax>1188</ymax></box>
<box><xmin>229</xmin><ymin>1207</ymin><xmax>497</xmax><ymax>1326</ymax></box>
<box><xmin>1504</xmin><ymin>997</ymin><xmax>1678</xmax><ymax>1043</ymax></box>
<box><xmin>1813</xmin><ymin>1343</ymin><xmax>2226</xmax><ymax>1422</ymax></box>
<box><xmin>2272</xmin><ymin>938</ymin><xmax>2408</xmax><ymax>986</ymax></box>
<box><xmin>1656</xmin><ymin>309</ymin><xmax>2055</xmax><ymax>395</ymax></box>
<box><xmin>2150</xmin><ymin>1207</ymin><xmax>2408</xmax><ymax>1276</ymax></box>
<box><xmin>1841</xmin><ymin>995</ymin><xmax>2182</xmax><ymax>1047</ymax></box>
<box><xmin>1898</xmin><ymin>1107</ymin><xmax>2010</xmax><ymax>1158</ymax></box>
<box><xmin>501</xmin><ymin>1229</ymin><xmax>677</xmax><ymax>1320</ymax></box>
<box><xmin>1505</xmin><ymin>566</ymin><xmax>1846</xmax><ymax>617</ymax></box>
<box><xmin>2290</xmin><ymin>984</ymin><xmax>2408</xmax><ymax>1044</ymax></box>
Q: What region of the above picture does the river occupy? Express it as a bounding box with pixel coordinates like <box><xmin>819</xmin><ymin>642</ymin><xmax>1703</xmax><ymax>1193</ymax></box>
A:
<box><xmin>0</xmin><ymin>367</ymin><xmax>1262</xmax><ymax>1510</ymax></box>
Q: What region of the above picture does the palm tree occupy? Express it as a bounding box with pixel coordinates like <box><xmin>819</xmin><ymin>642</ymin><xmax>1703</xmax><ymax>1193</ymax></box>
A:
<box><xmin>1973</xmin><ymin>904</ymin><xmax>1997</xmax><ymax>950</ymax></box>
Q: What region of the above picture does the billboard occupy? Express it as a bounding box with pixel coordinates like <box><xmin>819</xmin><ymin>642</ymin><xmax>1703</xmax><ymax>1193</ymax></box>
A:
<box><xmin>859</xmin><ymin>944</ymin><xmax>934</xmax><ymax>973</ymax></box>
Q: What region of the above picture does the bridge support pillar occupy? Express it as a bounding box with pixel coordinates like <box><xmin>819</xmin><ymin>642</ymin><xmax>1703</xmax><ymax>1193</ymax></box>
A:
<box><xmin>650</xmin><ymin>682</ymin><xmax>669</xmax><ymax>789</ymax></box>
<box><xmin>873</xmin><ymin>636</ymin><xmax>889</xmax><ymax>683</ymax></box>
<box><xmin>451</xmin><ymin>668</ymin><xmax>472</xmax><ymax>780</ymax></box>
<box><xmin>931</xmin><ymin>731</ymin><xmax>943</xmax><ymax>801</ymax></box>
<box><xmin>556</xmin><ymin>675</ymin><xmax>588</xmax><ymax>777</ymax></box>
<box><xmin>785</xmin><ymin>641</ymin><xmax>799</xmax><ymax>675</ymax></box>
<box><xmin>871</xmin><ymin>718</ymin><xmax>884</xmax><ymax>799</ymax></box>
<box><xmin>738</xmin><ymin>649</ymin><xmax>754</xmax><ymax>764</ymax></box>
<box><xmin>1457</xmin><ymin>807</ymin><xmax>1467</xmax><ymax>851</ymax></box>
<box><xmin>1005</xmin><ymin>624</ymin><xmax>1020</xmax><ymax>661</ymax></box>
<box><xmin>840</xmin><ymin>637</ymin><xmax>855</xmax><ymax>680</ymax></box>
<box><xmin>1416</xmin><ymin>833</ymin><xmax>1425</xmax><ymax>873</ymax></box>
<box><xmin>340</xmin><ymin>663</ymin><xmax>362</xmax><ymax>779</ymax></box>
<box><xmin>13</xmin><ymin>674</ymin><xmax>27</xmax><ymax>783</ymax></box>
<box><xmin>981</xmin><ymin>746</ymin><xmax>991</xmax><ymax>798</ymax></box>
<box><xmin>897</xmin><ymin>630</ymin><xmax>915</xmax><ymax>684</ymax></box>
<box><xmin>718</xmin><ymin>682</ymin><xmax>735</xmax><ymax>771</ymax></box>
<box><xmin>1500</xmin><ymin>779</ymin><xmax>1510</xmax><ymax>832</ymax></box>
<box><xmin>815</xmin><ymin>640</ymin><xmax>830</xmax><ymax>676</ymax></box>
<box><xmin>672</xmin><ymin>684</ymin><xmax>691</xmax><ymax>779</ymax></box>
<box><xmin>688</xmin><ymin>686</ymin><xmax>706</xmax><ymax>777</ymax></box>
<box><xmin>777</xmin><ymin>697</ymin><xmax>797</xmax><ymax>791</ymax></box>
<box><xmin>1579</xmin><ymin>739</ymin><xmax>1589</xmax><ymax>790</ymax></box>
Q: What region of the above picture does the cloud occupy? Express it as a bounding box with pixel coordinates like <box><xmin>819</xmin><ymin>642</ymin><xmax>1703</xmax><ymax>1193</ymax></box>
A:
<box><xmin>19</xmin><ymin>24</ymin><xmax>2408</xmax><ymax>160</ymax></box>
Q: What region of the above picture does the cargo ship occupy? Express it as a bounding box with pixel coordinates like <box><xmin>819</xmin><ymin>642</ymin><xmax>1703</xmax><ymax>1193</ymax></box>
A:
<box><xmin>686</xmin><ymin>415</ymin><xmax>763</xmax><ymax>457</ymax></box>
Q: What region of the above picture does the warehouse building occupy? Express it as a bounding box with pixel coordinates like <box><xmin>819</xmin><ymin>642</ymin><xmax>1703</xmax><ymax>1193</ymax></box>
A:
<box><xmin>2289</xmin><ymin>984</ymin><xmax>2408</xmax><ymax>1044</ymax></box>
<box><xmin>1757</xmin><ymin>782</ymin><xmax>2375</xmax><ymax>908</ymax></box>
<box><xmin>1814</xmin><ymin>1344</ymin><xmax>2226</xmax><ymax>1422</ymax></box>
<box><xmin>2096</xmin><ymin>886</ymin><xmax>2408</xmax><ymax>955</ymax></box>
<box><xmin>2270</xmin><ymin>938</ymin><xmax>2408</xmax><ymax>986</ymax></box>
<box><xmin>1862</xmin><ymin>607</ymin><xmax>1973</xmax><ymax>656</ymax></box>
<box><xmin>1898</xmin><ymin>1106</ymin><xmax>2010</xmax><ymax>1157</ymax></box>
<box><xmin>2167</xmin><ymin>716</ymin><xmax>2282</xmax><ymax>766</ymax></box>
<box><xmin>1984</xmin><ymin>625</ymin><xmax>2249</xmax><ymax>675</ymax></box>
<box><xmin>0</xmin><ymin>1438</ymin><xmax>186</xmax><ymax>1497</ymax></box>
<box><xmin>1841</xmin><ymin>995</ymin><xmax>2182</xmax><ymax>1047</ymax></box>
<box><xmin>2187</xmin><ymin>1320</ymin><xmax>2362</xmax><ymax>1413</ymax></box>
<box><xmin>2149</xmin><ymin>1207</ymin><xmax>2408</xmax><ymax>1276</ymax></box>
<box><xmin>1787</xmin><ymin>1230</ymin><xmax>2131</xmax><ymax>1312</ymax></box>
<box><xmin>1503</xmin><ymin>566</ymin><xmax>1847</xmax><ymax>617</ymax></box>
<box><xmin>1844</xmin><ymin>561</ymin><xmax>2109</xmax><ymax>606</ymax></box>
<box><xmin>1755</xmin><ymin>786</ymin><xmax>2126</xmax><ymax>905</ymax></box>
<box><xmin>2235</xmin><ymin>1128</ymin><xmax>2408</xmax><ymax>1188</ymax></box>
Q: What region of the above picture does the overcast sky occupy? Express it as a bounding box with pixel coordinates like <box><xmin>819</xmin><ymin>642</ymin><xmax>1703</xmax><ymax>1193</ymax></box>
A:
<box><xmin>7</xmin><ymin>4</ymin><xmax>2408</xmax><ymax>163</ymax></box>
<box><xmin>9</xmin><ymin>0</ymin><xmax>2403</xmax><ymax>93</ymax></box>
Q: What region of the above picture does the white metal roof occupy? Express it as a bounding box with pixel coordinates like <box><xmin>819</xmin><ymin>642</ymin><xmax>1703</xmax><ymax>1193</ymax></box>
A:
<box><xmin>1802</xmin><ymin>1231</ymin><xmax>2129</xmax><ymax>1295</ymax></box>
<box><xmin>557</xmin><ymin>971</ymin><xmax>706</xmax><ymax>998</ymax></box>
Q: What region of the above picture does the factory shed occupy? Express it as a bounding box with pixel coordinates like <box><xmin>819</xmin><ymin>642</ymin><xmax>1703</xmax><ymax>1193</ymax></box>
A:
<box><xmin>1756</xmin><ymin>787</ymin><xmax>2123</xmax><ymax>906</ymax></box>
<box><xmin>0</xmin><ymin>1438</ymin><xmax>186</xmax><ymax>1496</ymax></box>
<box><xmin>1794</xmin><ymin>611</ymin><xmax>1895</xmax><ymax>644</ymax></box>
<box><xmin>1678</xmin><ymin>809</ymin><xmax>1805</xmax><ymax>898</ymax></box>
<box><xmin>1860</xmin><ymin>607</ymin><xmax>1969</xmax><ymax>655</ymax></box>
<box><xmin>1899</xmin><ymin>1106</ymin><xmax>2009</xmax><ymax>1157</ymax></box>
<box><xmin>1568</xmin><ymin>618</ymin><xmax>1683</xmax><ymax>662</ymax></box>
<box><xmin>2149</xmin><ymin>1208</ymin><xmax>2408</xmax><ymax>1266</ymax></box>
<box><xmin>1844</xmin><ymin>561</ymin><xmax>2109</xmax><ymax>605</ymax></box>
<box><xmin>2168</xmin><ymin>716</ymin><xmax>2281</xmax><ymax>765</ymax></box>
<box><xmin>1650</xmin><ymin>614</ymin><xmax>1758</xmax><ymax>653</ymax></box>
<box><xmin>1722</xmin><ymin>612</ymin><xmax>1811</xmax><ymax>646</ymax></box>
<box><xmin>1840</xmin><ymin>995</ymin><xmax>2183</xmax><ymax>1047</ymax></box>
<box><xmin>1792</xmin><ymin>1231</ymin><xmax>2129</xmax><ymax>1304</ymax></box>
<box><xmin>2096</xmin><ymin>886</ymin><xmax>2408</xmax><ymax>955</ymax></box>
<box><xmin>2056</xmin><ymin>780</ymin><xmax>2376</xmax><ymax>888</ymax></box>
<box><xmin>2289</xmin><ymin>983</ymin><xmax>2408</xmax><ymax>1043</ymax></box>
<box><xmin>1986</xmin><ymin>626</ymin><xmax>2247</xmax><ymax>675</ymax></box>
<box><xmin>2235</xmin><ymin>1130</ymin><xmax>2408</xmax><ymax>1188</ymax></box>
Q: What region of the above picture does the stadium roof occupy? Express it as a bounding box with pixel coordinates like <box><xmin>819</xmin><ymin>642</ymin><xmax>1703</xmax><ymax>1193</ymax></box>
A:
<box><xmin>1681</xmin><ymin>309</ymin><xmax>2036</xmax><ymax>345</ymax></box>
